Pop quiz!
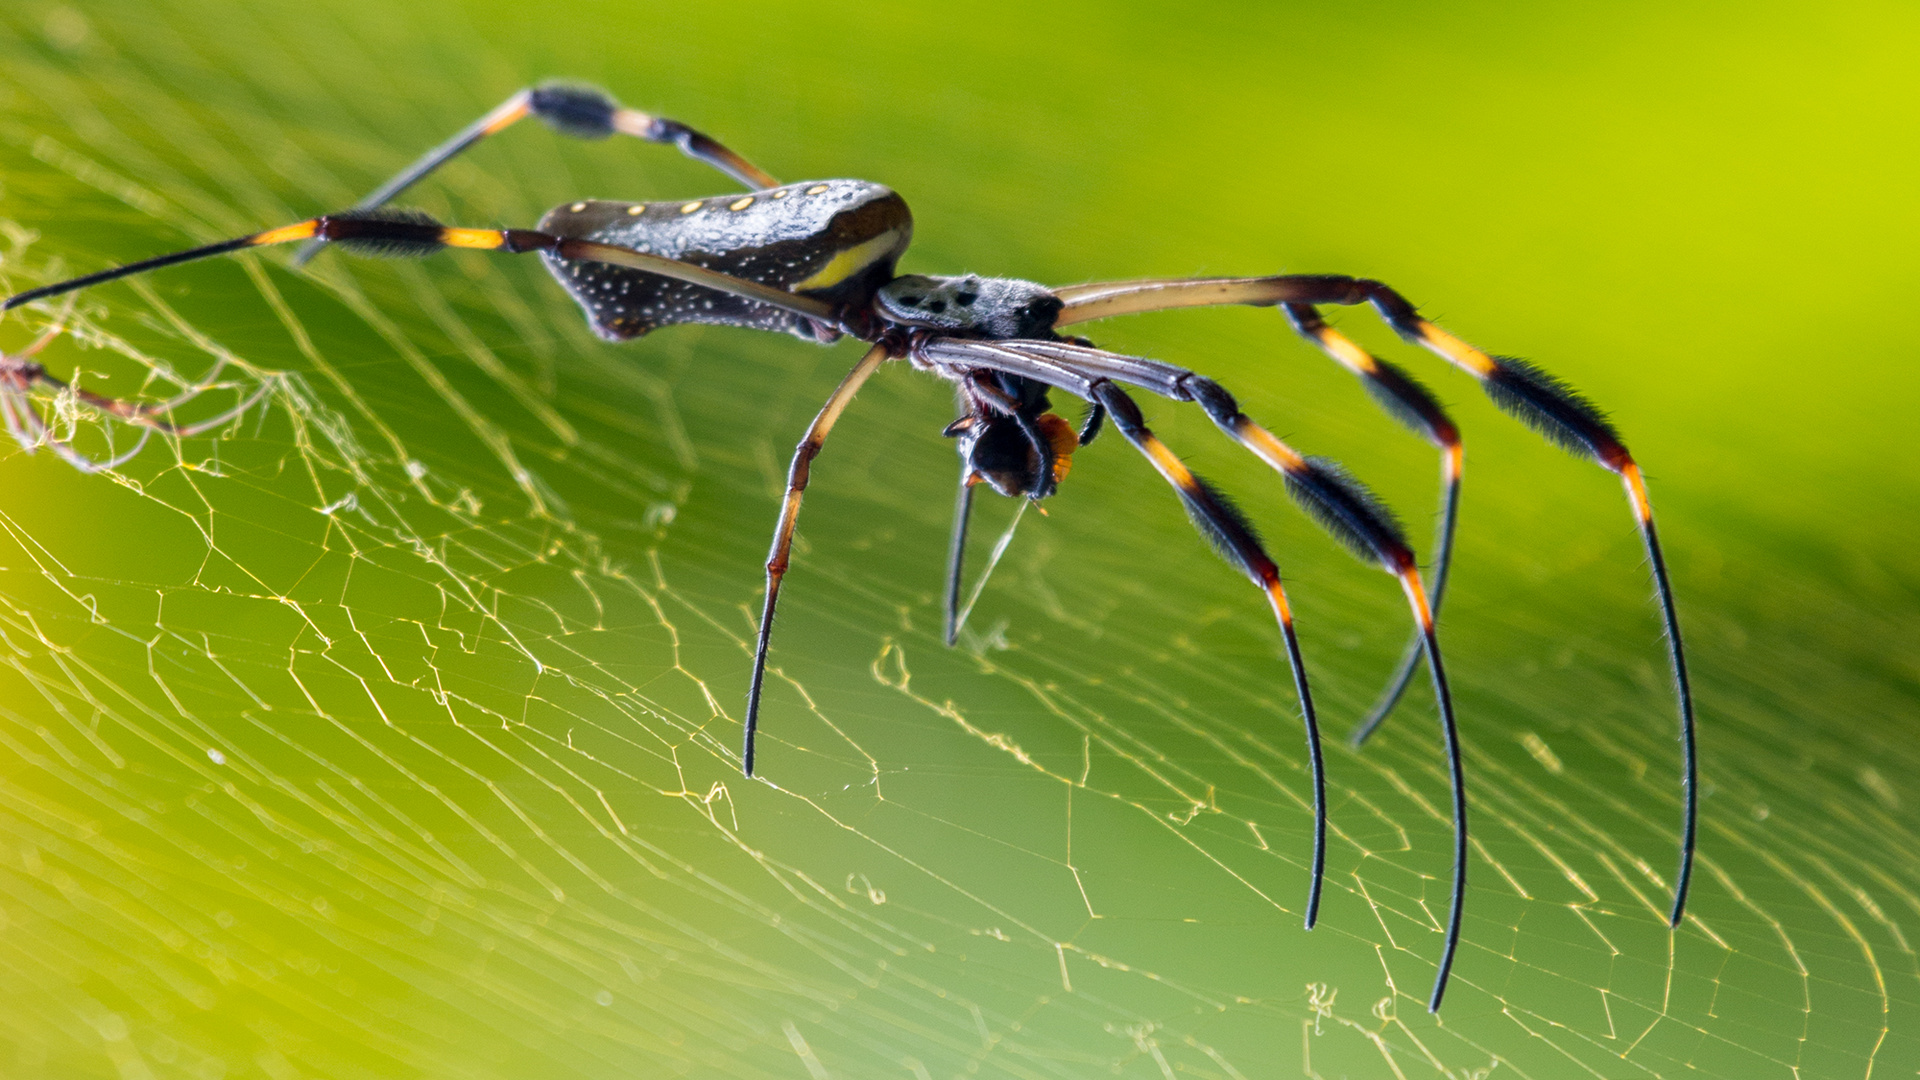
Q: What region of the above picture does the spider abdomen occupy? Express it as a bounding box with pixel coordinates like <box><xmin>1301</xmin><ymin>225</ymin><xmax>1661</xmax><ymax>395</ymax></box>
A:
<box><xmin>538</xmin><ymin>179</ymin><xmax>911</xmax><ymax>341</ymax></box>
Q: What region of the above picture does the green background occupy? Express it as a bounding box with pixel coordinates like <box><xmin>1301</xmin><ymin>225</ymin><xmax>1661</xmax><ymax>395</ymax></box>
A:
<box><xmin>1</xmin><ymin>1</ymin><xmax>1916</xmax><ymax>1076</ymax></box>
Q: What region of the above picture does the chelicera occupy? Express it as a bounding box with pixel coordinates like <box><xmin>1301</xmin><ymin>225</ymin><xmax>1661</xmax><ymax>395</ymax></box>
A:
<box><xmin>2</xmin><ymin>81</ymin><xmax>1696</xmax><ymax>1012</ymax></box>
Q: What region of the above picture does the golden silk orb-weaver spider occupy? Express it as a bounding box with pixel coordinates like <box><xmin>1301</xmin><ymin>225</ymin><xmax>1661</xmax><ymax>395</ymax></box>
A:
<box><xmin>3</xmin><ymin>81</ymin><xmax>1696</xmax><ymax>1012</ymax></box>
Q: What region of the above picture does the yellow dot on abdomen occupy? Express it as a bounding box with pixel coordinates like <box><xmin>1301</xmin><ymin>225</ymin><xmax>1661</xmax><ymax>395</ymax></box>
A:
<box><xmin>729</xmin><ymin>197</ymin><xmax>754</xmax><ymax>211</ymax></box>
<box><xmin>805</xmin><ymin>184</ymin><xmax>830</xmax><ymax>195</ymax></box>
<box><xmin>680</xmin><ymin>201</ymin><xmax>703</xmax><ymax>214</ymax></box>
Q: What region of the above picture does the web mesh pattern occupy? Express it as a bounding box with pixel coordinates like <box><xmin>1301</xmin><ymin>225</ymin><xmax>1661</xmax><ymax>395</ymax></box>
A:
<box><xmin>1</xmin><ymin>4</ymin><xmax>1917</xmax><ymax>1078</ymax></box>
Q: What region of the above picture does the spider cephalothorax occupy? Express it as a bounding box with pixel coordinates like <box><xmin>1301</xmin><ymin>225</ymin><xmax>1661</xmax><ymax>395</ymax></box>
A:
<box><xmin>2</xmin><ymin>78</ymin><xmax>1698</xmax><ymax>1015</ymax></box>
<box><xmin>875</xmin><ymin>273</ymin><xmax>1063</xmax><ymax>339</ymax></box>
<box><xmin>874</xmin><ymin>273</ymin><xmax>1089</xmax><ymax>501</ymax></box>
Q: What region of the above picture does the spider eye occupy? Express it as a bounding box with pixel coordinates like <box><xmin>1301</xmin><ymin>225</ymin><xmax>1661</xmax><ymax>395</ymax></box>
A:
<box><xmin>955</xmin><ymin>292</ymin><xmax>978</xmax><ymax>306</ymax></box>
<box><xmin>925</xmin><ymin>300</ymin><xmax>947</xmax><ymax>313</ymax></box>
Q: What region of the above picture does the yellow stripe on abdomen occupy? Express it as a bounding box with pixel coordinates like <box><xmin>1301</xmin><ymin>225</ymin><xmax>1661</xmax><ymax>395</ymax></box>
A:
<box><xmin>790</xmin><ymin>229</ymin><xmax>905</xmax><ymax>293</ymax></box>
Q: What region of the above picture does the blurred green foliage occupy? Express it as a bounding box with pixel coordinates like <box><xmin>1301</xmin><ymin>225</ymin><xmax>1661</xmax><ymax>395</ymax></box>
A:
<box><xmin>0</xmin><ymin>0</ymin><xmax>1916</xmax><ymax>1077</ymax></box>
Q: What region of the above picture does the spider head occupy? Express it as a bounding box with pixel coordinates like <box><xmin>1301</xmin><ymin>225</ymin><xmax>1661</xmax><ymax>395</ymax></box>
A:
<box><xmin>945</xmin><ymin>410</ymin><xmax>1078</xmax><ymax>499</ymax></box>
<box><xmin>876</xmin><ymin>274</ymin><xmax>1063</xmax><ymax>340</ymax></box>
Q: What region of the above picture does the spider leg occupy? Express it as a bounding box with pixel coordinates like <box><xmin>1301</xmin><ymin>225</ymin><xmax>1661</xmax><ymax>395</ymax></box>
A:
<box><xmin>1077</xmin><ymin>401</ymin><xmax>1107</xmax><ymax>445</ymax></box>
<box><xmin>921</xmin><ymin>339</ymin><xmax>1334</xmax><ymax>932</ymax></box>
<box><xmin>743</xmin><ymin>342</ymin><xmax>891</xmax><ymax>777</ymax></box>
<box><xmin>1054</xmin><ymin>282</ymin><xmax>1465</xmax><ymax>733</ymax></box>
<box><xmin>1092</xmin><ymin>380</ymin><xmax>1328</xmax><ymax>930</ymax></box>
<box><xmin>1055</xmin><ymin>274</ymin><xmax>1695</xmax><ymax>927</ymax></box>
<box><xmin>944</xmin><ymin>379</ymin><xmax>1102</xmax><ymax>645</ymax></box>
<box><xmin>942</xmin><ymin>460</ymin><xmax>975</xmax><ymax>647</ymax></box>
<box><xmin>928</xmin><ymin>336</ymin><xmax>1467</xmax><ymax>1006</ymax></box>
<box><xmin>967</xmin><ymin>376</ymin><xmax>1062</xmax><ymax>500</ymax></box>
<box><xmin>293</xmin><ymin>82</ymin><xmax>776</xmax><ymax>266</ymax></box>
<box><xmin>5</xmin><ymin>212</ymin><xmax>837</xmax><ymax>326</ymax></box>
<box><xmin>1281</xmin><ymin>303</ymin><xmax>1462</xmax><ymax>746</ymax></box>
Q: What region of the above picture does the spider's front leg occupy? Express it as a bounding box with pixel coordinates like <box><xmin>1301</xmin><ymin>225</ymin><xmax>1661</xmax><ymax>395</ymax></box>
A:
<box><xmin>1057</xmin><ymin>280</ymin><xmax>1465</xmax><ymax>737</ymax></box>
<box><xmin>1055</xmin><ymin>273</ymin><xmax>1696</xmax><ymax>928</ymax></box>
<box><xmin>1282</xmin><ymin>302</ymin><xmax>1462</xmax><ymax>743</ymax></box>
<box><xmin>920</xmin><ymin>336</ymin><xmax>1463</xmax><ymax>973</ymax></box>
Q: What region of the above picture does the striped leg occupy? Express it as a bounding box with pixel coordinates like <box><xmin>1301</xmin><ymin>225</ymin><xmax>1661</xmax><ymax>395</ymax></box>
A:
<box><xmin>1056</xmin><ymin>281</ymin><xmax>1464</xmax><ymax>733</ymax></box>
<box><xmin>1281</xmin><ymin>303</ymin><xmax>1462</xmax><ymax>746</ymax></box>
<box><xmin>5</xmin><ymin>211</ymin><xmax>837</xmax><ymax>326</ymax></box>
<box><xmin>922</xmin><ymin>337</ymin><xmax>1469</xmax><ymax>1000</ymax></box>
<box><xmin>743</xmin><ymin>343</ymin><xmax>891</xmax><ymax>777</ymax></box>
<box><xmin>1093</xmin><ymin>361</ymin><xmax>1466</xmax><ymax>1009</ymax></box>
<box><xmin>1055</xmin><ymin>274</ymin><xmax>1695</xmax><ymax>927</ymax></box>
<box><xmin>1087</xmin><ymin>379</ymin><xmax>1328</xmax><ymax>932</ymax></box>
<box><xmin>293</xmin><ymin>82</ymin><xmax>777</xmax><ymax>266</ymax></box>
<box><xmin>942</xmin><ymin>461</ymin><xmax>976</xmax><ymax>646</ymax></box>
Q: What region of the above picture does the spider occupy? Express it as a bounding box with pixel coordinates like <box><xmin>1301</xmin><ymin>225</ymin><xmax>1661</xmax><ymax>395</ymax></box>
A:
<box><xmin>2</xmin><ymin>82</ymin><xmax>1695</xmax><ymax>1012</ymax></box>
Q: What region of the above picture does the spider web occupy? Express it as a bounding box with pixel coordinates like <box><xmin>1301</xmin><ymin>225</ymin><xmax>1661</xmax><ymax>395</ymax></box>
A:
<box><xmin>2</xmin><ymin>4</ymin><xmax>1918</xmax><ymax>1078</ymax></box>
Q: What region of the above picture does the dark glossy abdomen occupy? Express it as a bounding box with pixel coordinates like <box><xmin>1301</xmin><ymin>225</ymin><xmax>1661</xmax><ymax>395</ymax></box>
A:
<box><xmin>537</xmin><ymin>179</ymin><xmax>912</xmax><ymax>342</ymax></box>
